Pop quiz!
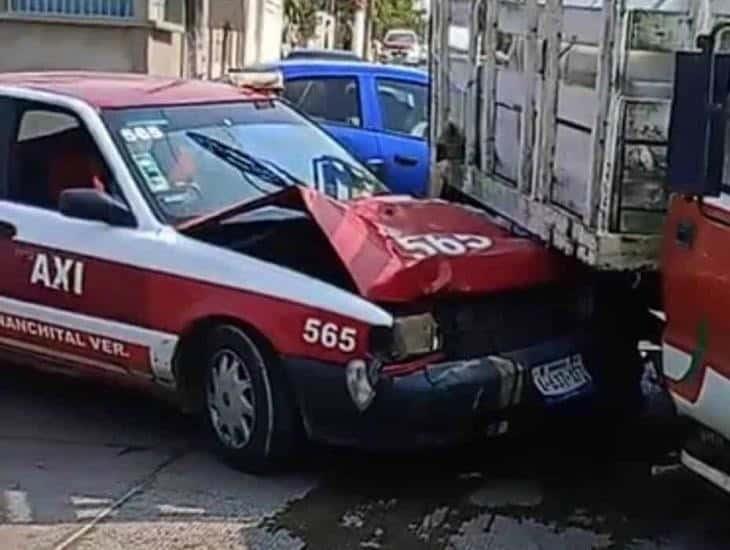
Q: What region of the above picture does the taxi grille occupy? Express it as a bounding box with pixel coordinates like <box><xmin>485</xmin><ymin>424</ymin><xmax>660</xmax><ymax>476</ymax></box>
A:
<box><xmin>432</xmin><ymin>285</ymin><xmax>592</xmax><ymax>361</ymax></box>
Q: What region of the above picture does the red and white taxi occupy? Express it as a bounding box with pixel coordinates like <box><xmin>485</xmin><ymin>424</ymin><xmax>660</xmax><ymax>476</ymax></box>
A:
<box><xmin>0</xmin><ymin>72</ymin><xmax>642</xmax><ymax>472</ymax></box>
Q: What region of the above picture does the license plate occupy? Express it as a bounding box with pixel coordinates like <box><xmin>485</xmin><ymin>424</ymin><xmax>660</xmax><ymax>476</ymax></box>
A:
<box><xmin>531</xmin><ymin>354</ymin><xmax>591</xmax><ymax>397</ymax></box>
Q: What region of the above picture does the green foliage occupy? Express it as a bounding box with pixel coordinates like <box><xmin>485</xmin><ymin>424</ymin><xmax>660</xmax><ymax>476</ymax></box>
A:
<box><xmin>284</xmin><ymin>0</ymin><xmax>423</xmax><ymax>46</ymax></box>
<box><xmin>374</xmin><ymin>0</ymin><xmax>421</xmax><ymax>38</ymax></box>
<box><xmin>284</xmin><ymin>0</ymin><xmax>322</xmax><ymax>42</ymax></box>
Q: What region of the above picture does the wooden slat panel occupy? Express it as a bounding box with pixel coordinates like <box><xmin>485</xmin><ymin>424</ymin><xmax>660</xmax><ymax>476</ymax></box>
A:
<box><xmin>586</xmin><ymin>0</ymin><xmax>618</xmax><ymax>228</ymax></box>
<box><xmin>620</xmin><ymin>179</ymin><xmax>668</xmax><ymax>211</ymax></box>
<box><xmin>498</xmin><ymin>1</ymin><xmax>603</xmax><ymax>45</ymax></box>
<box><xmin>628</xmin><ymin>10</ymin><xmax>693</xmax><ymax>52</ymax></box>
<box><xmin>480</xmin><ymin>0</ymin><xmax>499</xmax><ymax>176</ymax></box>
<box><xmin>518</xmin><ymin>0</ymin><xmax>539</xmax><ymax>194</ymax></box>
<box><xmin>620</xmin><ymin>145</ymin><xmax>668</xmax><ymax>210</ymax></box>
<box><xmin>619</xmin><ymin>210</ymin><xmax>666</xmax><ymax>233</ymax></box>
<box><xmin>464</xmin><ymin>0</ymin><xmax>483</xmax><ymax>191</ymax></box>
<box><xmin>623</xmin><ymin>100</ymin><xmax>671</xmax><ymax>142</ymax></box>
<box><xmin>535</xmin><ymin>0</ymin><xmax>561</xmax><ymax>202</ymax></box>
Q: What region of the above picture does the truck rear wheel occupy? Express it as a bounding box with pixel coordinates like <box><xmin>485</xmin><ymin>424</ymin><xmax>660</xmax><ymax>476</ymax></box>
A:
<box><xmin>201</xmin><ymin>324</ymin><xmax>299</xmax><ymax>473</ymax></box>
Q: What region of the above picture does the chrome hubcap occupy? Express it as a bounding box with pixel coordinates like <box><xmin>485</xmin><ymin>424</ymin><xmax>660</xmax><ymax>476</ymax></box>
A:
<box><xmin>207</xmin><ymin>349</ymin><xmax>255</xmax><ymax>449</ymax></box>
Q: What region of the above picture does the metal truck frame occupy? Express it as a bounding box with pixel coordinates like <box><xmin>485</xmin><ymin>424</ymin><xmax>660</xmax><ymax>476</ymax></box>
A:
<box><xmin>429</xmin><ymin>0</ymin><xmax>730</xmax><ymax>271</ymax></box>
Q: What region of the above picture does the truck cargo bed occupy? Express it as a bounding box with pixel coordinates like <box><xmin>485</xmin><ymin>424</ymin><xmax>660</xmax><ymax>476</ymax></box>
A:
<box><xmin>430</xmin><ymin>0</ymin><xmax>729</xmax><ymax>270</ymax></box>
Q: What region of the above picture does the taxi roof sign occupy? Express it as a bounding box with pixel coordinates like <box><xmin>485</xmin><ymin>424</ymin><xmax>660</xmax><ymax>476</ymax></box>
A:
<box><xmin>221</xmin><ymin>68</ymin><xmax>284</xmax><ymax>94</ymax></box>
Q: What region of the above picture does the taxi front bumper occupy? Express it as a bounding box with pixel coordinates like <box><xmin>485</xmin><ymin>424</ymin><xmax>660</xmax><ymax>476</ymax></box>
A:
<box><xmin>282</xmin><ymin>330</ymin><xmax>632</xmax><ymax>450</ymax></box>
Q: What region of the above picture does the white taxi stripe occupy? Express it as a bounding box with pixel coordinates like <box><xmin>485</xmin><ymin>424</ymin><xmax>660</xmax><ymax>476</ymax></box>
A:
<box><xmin>671</xmin><ymin>367</ymin><xmax>730</xmax><ymax>442</ymax></box>
<box><xmin>0</xmin><ymin>296</ymin><xmax>177</xmax><ymax>348</ymax></box>
<box><xmin>0</xmin><ymin>200</ymin><xmax>393</xmax><ymax>328</ymax></box>
<box><xmin>3</xmin><ymin>490</ymin><xmax>33</xmax><ymax>523</ymax></box>
<box><xmin>0</xmin><ymin>84</ymin><xmax>393</xmax><ymax>329</ymax></box>
<box><xmin>663</xmin><ymin>343</ymin><xmax>693</xmax><ymax>382</ymax></box>
<box><xmin>0</xmin><ymin>335</ymin><xmax>131</xmax><ymax>376</ymax></box>
<box><xmin>0</xmin><ymin>296</ymin><xmax>177</xmax><ymax>385</ymax></box>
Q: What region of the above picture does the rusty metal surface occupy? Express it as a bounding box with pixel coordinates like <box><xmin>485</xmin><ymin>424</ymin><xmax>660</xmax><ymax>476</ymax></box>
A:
<box><xmin>624</xmin><ymin>101</ymin><xmax>671</xmax><ymax>142</ymax></box>
<box><xmin>628</xmin><ymin>11</ymin><xmax>693</xmax><ymax>52</ymax></box>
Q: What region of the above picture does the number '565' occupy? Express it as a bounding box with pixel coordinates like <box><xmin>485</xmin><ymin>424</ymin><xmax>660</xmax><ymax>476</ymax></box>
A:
<box><xmin>302</xmin><ymin>318</ymin><xmax>358</xmax><ymax>353</ymax></box>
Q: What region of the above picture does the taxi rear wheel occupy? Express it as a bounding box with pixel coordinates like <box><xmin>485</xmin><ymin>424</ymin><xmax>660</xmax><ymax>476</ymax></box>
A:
<box><xmin>200</xmin><ymin>324</ymin><xmax>299</xmax><ymax>473</ymax></box>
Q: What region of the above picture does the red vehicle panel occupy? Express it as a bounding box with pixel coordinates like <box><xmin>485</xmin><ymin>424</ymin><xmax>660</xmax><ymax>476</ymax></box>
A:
<box><xmin>663</xmin><ymin>196</ymin><xmax>730</xmax><ymax>415</ymax></box>
<box><xmin>182</xmin><ymin>186</ymin><xmax>578</xmax><ymax>303</ymax></box>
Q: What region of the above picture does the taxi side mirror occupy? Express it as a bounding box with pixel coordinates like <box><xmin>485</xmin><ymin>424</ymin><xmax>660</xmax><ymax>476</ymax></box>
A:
<box><xmin>59</xmin><ymin>188</ymin><xmax>136</xmax><ymax>228</ymax></box>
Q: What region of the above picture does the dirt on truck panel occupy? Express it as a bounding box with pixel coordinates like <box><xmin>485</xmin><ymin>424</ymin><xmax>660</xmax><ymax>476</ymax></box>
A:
<box><xmin>431</xmin><ymin>0</ymin><xmax>727</xmax><ymax>270</ymax></box>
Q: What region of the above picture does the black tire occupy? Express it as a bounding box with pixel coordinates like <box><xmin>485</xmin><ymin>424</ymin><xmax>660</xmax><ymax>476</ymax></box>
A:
<box><xmin>200</xmin><ymin>324</ymin><xmax>299</xmax><ymax>474</ymax></box>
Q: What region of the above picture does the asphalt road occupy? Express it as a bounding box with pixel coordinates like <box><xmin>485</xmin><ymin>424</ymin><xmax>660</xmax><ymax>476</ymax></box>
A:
<box><xmin>1</xmin><ymin>365</ymin><xmax>729</xmax><ymax>550</ymax></box>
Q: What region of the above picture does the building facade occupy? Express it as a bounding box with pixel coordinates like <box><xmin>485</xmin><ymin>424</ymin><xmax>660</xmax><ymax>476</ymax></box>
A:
<box><xmin>0</xmin><ymin>0</ymin><xmax>283</xmax><ymax>77</ymax></box>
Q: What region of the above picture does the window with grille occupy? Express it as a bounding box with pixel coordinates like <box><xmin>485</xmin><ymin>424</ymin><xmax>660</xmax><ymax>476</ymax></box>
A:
<box><xmin>7</xmin><ymin>0</ymin><xmax>135</xmax><ymax>18</ymax></box>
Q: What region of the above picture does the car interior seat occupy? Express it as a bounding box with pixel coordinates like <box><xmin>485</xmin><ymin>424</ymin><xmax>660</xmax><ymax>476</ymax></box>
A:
<box><xmin>10</xmin><ymin>124</ymin><xmax>109</xmax><ymax>209</ymax></box>
<box><xmin>46</xmin><ymin>131</ymin><xmax>107</xmax><ymax>207</ymax></box>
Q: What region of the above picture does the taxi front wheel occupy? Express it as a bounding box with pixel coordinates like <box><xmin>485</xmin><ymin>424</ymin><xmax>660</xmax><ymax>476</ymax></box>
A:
<box><xmin>200</xmin><ymin>324</ymin><xmax>299</xmax><ymax>473</ymax></box>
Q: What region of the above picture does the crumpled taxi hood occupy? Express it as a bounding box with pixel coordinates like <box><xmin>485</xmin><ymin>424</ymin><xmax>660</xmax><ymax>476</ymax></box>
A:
<box><xmin>180</xmin><ymin>187</ymin><xmax>577</xmax><ymax>303</ymax></box>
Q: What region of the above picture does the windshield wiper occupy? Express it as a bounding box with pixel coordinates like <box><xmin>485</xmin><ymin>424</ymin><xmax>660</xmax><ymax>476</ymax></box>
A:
<box><xmin>256</xmin><ymin>157</ymin><xmax>303</xmax><ymax>187</ymax></box>
<box><xmin>186</xmin><ymin>131</ymin><xmax>290</xmax><ymax>190</ymax></box>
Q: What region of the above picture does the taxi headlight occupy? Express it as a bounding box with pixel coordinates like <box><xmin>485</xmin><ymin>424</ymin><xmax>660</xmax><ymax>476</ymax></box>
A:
<box><xmin>370</xmin><ymin>313</ymin><xmax>442</xmax><ymax>362</ymax></box>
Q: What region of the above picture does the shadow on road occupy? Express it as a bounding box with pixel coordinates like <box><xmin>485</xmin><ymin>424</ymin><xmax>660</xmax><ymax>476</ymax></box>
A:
<box><xmin>1</xmin><ymin>365</ymin><xmax>729</xmax><ymax>550</ymax></box>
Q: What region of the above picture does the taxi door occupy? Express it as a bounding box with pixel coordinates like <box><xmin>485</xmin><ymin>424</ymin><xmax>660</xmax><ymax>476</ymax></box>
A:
<box><xmin>0</xmin><ymin>98</ymin><xmax>157</xmax><ymax>381</ymax></box>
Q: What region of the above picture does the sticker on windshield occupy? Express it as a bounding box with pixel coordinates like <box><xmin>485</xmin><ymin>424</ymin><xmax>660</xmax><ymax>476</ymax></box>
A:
<box><xmin>120</xmin><ymin>125</ymin><xmax>165</xmax><ymax>143</ymax></box>
<box><xmin>313</xmin><ymin>157</ymin><xmax>357</xmax><ymax>201</ymax></box>
<box><xmin>132</xmin><ymin>153</ymin><xmax>170</xmax><ymax>193</ymax></box>
<box><xmin>160</xmin><ymin>192</ymin><xmax>190</xmax><ymax>205</ymax></box>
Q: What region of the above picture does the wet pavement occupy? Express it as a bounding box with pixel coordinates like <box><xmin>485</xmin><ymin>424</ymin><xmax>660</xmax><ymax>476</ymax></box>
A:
<box><xmin>1</xmin><ymin>365</ymin><xmax>728</xmax><ymax>550</ymax></box>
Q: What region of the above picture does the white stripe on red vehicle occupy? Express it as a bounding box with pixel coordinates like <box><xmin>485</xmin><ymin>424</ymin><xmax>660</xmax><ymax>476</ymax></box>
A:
<box><xmin>1</xmin><ymin>234</ymin><xmax>377</xmax><ymax>375</ymax></box>
<box><xmin>0</xmin><ymin>295</ymin><xmax>176</xmax><ymax>383</ymax></box>
<box><xmin>0</xmin><ymin>84</ymin><xmax>393</xmax><ymax>325</ymax></box>
<box><xmin>665</xmin><ymin>342</ymin><xmax>730</xmax><ymax>442</ymax></box>
<box><xmin>0</xmin><ymin>84</ymin><xmax>394</xmax><ymax>389</ymax></box>
<box><xmin>0</xmin><ymin>201</ymin><xmax>392</xmax><ymax>329</ymax></box>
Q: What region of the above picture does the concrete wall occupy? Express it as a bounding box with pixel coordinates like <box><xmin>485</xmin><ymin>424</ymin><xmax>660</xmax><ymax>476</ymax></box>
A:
<box><xmin>210</xmin><ymin>0</ymin><xmax>245</xmax><ymax>31</ymax></box>
<box><xmin>242</xmin><ymin>0</ymin><xmax>259</xmax><ymax>65</ymax></box>
<box><xmin>239</xmin><ymin>0</ymin><xmax>283</xmax><ymax>65</ymax></box>
<box><xmin>0</xmin><ymin>13</ymin><xmax>186</xmax><ymax>76</ymax></box>
<box><xmin>0</xmin><ymin>0</ymin><xmax>280</xmax><ymax>77</ymax></box>
<box><xmin>0</xmin><ymin>19</ymin><xmax>148</xmax><ymax>73</ymax></box>
<box><xmin>147</xmin><ymin>27</ymin><xmax>185</xmax><ymax>77</ymax></box>
<box><xmin>206</xmin><ymin>0</ymin><xmax>245</xmax><ymax>76</ymax></box>
<box><xmin>259</xmin><ymin>0</ymin><xmax>283</xmax><ymax>63</ymax></box>
<box><xmin>207</xmin><ymin>26</ymin><xmax>244</xmax><ymax>79</ymax></box>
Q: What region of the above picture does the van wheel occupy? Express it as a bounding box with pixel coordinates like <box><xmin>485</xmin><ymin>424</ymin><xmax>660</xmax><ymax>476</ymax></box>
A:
<box><xmin>201</xmin><ymin>324</ymin><xmax>298</xmax><ymax>474</ymax></box>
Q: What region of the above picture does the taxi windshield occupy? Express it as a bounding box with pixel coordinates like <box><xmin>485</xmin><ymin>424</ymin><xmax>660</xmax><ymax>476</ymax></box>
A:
<box><xmin>102</xmin><ymin>100</ymin><xmax>387</xmax><ymax>224</ymax></box>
